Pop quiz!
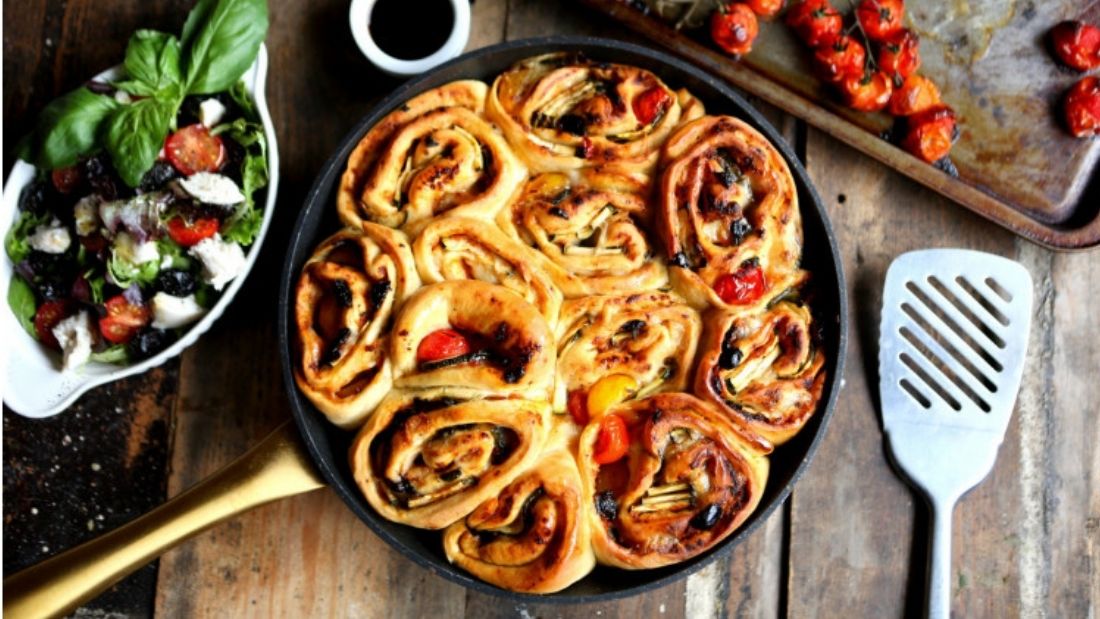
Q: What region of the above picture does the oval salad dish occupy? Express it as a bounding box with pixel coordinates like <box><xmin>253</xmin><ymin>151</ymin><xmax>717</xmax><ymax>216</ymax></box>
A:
<box><xmin>2</xmin><ymin>27</ymin><xmax>278</xmax><ymax>418</ymax></box>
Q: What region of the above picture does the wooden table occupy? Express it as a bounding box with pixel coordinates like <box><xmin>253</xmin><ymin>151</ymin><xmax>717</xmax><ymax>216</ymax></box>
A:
<box><xmin>3</xmin><ymin>0</ymin><xmax>1097</xmax><ymax>616</ymax></box>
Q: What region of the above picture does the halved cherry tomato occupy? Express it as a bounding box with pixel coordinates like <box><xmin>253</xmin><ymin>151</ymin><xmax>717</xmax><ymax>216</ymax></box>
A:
<box><xmin>166</xmin><ymin>216</ymin><xmax>220</xmax><ymax>247</ymax></box>
<box><xmin>51</xmin><ymin>165</ymin><xmax>83</xmax><ymax>195</ymax></box>
<box><xmin>1064</xmin><ymin>76</ymin><xmax>1100</xmax><ymax>138</ymax></box>
<box><xmin>710</xmin><ymin>3</ymin><xmax>759</xmax><ymax>57</ymax></box>
<box><xmin>714</xmin><ymin>259</ymin><xmax>767</xmax><ymax>305</ymax></box>
<box><xmin>786</xmin><ymin>0</ymin><xmax>842</xmax><ymax>48</ymax></box>
<box><xmin>99</xmin><ymin>294</ymin><xmax>151</xmax><ymax>344</ymax></box>
<box><xmin>888</xmin><ymin>74</ymin><xmax>941</xmax><ymax>116</ymax></box>
<box><xmin>901</xmin><ymin>105</ymin><xmax>958</xmax><ymax>163</ymax></box>
<box><xmin>632</xmin><ymin>87</ymin><xmax>671</xmax><ymax>125</ymax></box>
<box><xmin>813</xmin><ymin>35</ymin><xmax>867</xmax><ymax>84</ymax></box>
<box><xmin>841</xmin><ymin>70</ymin><xmax>894</xmax><ymax>112</ymax></box>
<box><xmin>878</xmin><ymin>29</ymin><xmax>921</xmax><ymax>81</ymax></box>
<box><xmin>34</xmin><ymin>300</ymin><xmax>74</xmax><ymax>350</ymax></box>
<box><xmin>568</xmin><ymin>389</ymin><xmax>589</xmax><ymax>425</ymax></box>
<box><xmin>746</xmin><ymin>0</ymin><xmax>784</xmax><ymax>20</ymax></box>
<box><xmin>165</xmin><ymin>124</ymin><xmax>226</xmax><ymax>176</ymax></box>
<box><xmin>1050</xmin><ymin>20</ymin><xmax>1100</xmax><ymax>72</ymax></box>
<box><xmin>855</xmin><ymin>0</ymin><xmax>904</xmax><ymax>42</ymax></box>
<box><xmin>593</xmin><ymin>413</ymin><xmax>630</xmax><ymax>465</ymax></box>
<box><xmin>417</xmin><ymin>328</ymin><xmax>473</xmax><ymax>363</ymax></box>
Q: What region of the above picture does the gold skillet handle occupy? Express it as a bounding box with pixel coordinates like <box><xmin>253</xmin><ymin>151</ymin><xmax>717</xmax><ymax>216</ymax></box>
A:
<box><xmin>2</xmin><ymin>420</ymin><xmax>326</xmax><ymax>619</ymax></box>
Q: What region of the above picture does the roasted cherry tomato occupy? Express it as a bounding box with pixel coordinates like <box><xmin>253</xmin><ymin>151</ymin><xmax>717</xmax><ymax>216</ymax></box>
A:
<box><xmin>901</xmin><ymin>105</ymin><xmax>957</xmax><ymax>163</ymax></box>
<box><xmin>50</xmin><ymin>165</ymin><xmax>83</xmax><ymax>195</ymax></box>
<box><xmin>34</xmin><ymin>300</ymin><xmax>74</xmax><ymax>350</ymax></box>
<box><xmin>855</xmin><ymin>0</ymin><xmax>904</xmax><ymax>42</ymax></box>
<box><xmin>632</xmin><ymin>86</ymin><xmax>671</xmax><ymax>125</ymax></box>
<box><xmin>888</xmin><ymin>74</ymin><xmax>941</xmax><ymax>116</ymax></box>
<box><xmin>593</xmin><ymin>413</ymin><xmax>630</xmax><ymax>465</ymax></box>
<box><xmin>1050</xmin><ymin>20</ymin><xmax>1100</xmax><ymax>72</ymax></box>
<box><xmin>166</xmin><ymin>216</ymin><xmax>220</xmax><ymax>247</ymax></box>
<box><xmin>841</xmin><ymin>70</ymin><xmax>894</xmax><ymax>112</ymax></box>
<box><xmin>587</xmin><ymin>374</ymin><xmax>638</xmax><ymax>421</ymax></box>
<box><xmin>417</xmin><ymin>328</ymin><xmax>473</xmax><ymax>363</ymax></box>
<box><xmin>813</xmin><ymin>35</ymin><xmax>867</xmax><ymax>84</ymax></box>
<box><xmin>714</xmin><ymin>260</ymin><xmax>767</xmax><ymax>305</ymax></box>
<box><xmin>165</xmin><ymin>124</ymin><xmax>226</xmax><ymax>176</ymax></box>
<box><xmin>1064</xmin><ymin>76</ymin><xmax>1100</xmax><ymax>138</ymax></box>
<box><xmin>746</xmin><ymin>0</ymin><xmax>784</xmax><ymax>20</ymax></box>
<box><xmin>568</xmin><ymin>390</ymin><xmax>589</xmax><ymax>425</ymax></box>
<box><xmin>785</xmin><ymin>0</ymin><xmax>842</xmax><ymax>47</ymax></box>
<box><xmin>99</xmin><ymin>294</ymin><xmax>151</xmax><ymax>344</ymax></box>
<box><xmin>877</xmin><ymin>29</ymin><xmax>921</xmax><ymax>81</ymax></box>
<box><xmin>711</xmin><ymin>3</ymin><xmax>759</xmax><ymax>57</ymax></box>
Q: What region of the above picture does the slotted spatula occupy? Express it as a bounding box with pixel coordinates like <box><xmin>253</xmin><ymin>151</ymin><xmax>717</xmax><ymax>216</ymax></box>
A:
<box><xmin>878</xmin><ymin>249</ymin><xmax>1033</xmax><ymax>619</ymax></box>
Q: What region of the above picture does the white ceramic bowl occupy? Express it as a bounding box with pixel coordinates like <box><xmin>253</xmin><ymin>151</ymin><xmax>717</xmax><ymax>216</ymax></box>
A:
<box><xmin>349</xmin><ymin>0</ymin><xmax>471</xmax><ymax>77</ymax></box>
<box><xmin>1</xmin><ymin>45</ymin><xmax>279</xmax><ymax>418</ymax></box>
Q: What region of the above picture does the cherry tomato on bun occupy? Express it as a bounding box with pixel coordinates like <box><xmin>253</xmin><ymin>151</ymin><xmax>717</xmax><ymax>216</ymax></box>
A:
<box><xmin>714</xmin><ymin>259</ymin><xmax>767</xmax><ymax>305</ymax></box>
<box><xmin>711</xmin><ymin>3</ymin><xmax>760</xmax><ymax>57</ymax></box>
<box><xmin>593</xmin><ymin>413</ymin><xmax>630</xmax><ymax>465</ymax></box>
<box><xmin>417</xmin><ymin>328</ymin><xmax>473</xmax><ymax>364</ymax></box>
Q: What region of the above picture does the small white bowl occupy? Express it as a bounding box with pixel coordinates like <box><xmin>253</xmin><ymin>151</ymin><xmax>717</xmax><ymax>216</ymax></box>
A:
<box><xmin>349</xmin><ymin>0</ymin><xmax>470</xmax><ymax>77</ymax></box>
<box><xmin>1</xmin><ymin>46</ymin><xmax>280</xmax><ymax>418</ymax></box>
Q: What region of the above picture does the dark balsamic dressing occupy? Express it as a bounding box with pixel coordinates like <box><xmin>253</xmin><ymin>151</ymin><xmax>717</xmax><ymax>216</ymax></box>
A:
<box><xmin>370</xmin><ymin>0</ymin><xmax>454</xmax><ymax>60</ymax></box>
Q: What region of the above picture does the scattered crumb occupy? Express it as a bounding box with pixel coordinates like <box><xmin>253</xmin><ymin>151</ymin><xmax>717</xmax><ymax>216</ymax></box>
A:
<box><xmin>91</xmin><ymin>463</ymin><xmax>101</xmax><ymax>471</ymax></box>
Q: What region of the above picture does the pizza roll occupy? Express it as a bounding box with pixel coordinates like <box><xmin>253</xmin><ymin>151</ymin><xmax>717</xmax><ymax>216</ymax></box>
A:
<box><xmin>413</xmin><ymin>216</ymin><xmax>563</xmax><ymax>328</ymax></box>
<box><xmin>497</xmin><ymin>170</ymin><xmax>668</xmax><ymax>297</ymax></box>
<box><xmin>487</xmin><ymin>53</ymin><xmax>704</xmax><ymax>175</ymax></box>
<box><xmin>442</xmin><ymin>424</ymin><xmax>596</xmax><ymax>593</ymax></box>
<box><xmin>554</xmin><ymin>292</ymin><xmax>701</xmax><ymax>413</ymax></box>
<box><xmin>695</xmin><ymin>300</ymin><xmax>825</xmax><ymax>446</ymax></box>
<box><xmin>294</xmin><ymin>223</ymin><xmax>420</xmax><ymax>429</ymax></box>
<box><xmin>577</xmin><ymin>393</ymin><xmax>770</xmax><ymax>569</ymax></box>
<box><xmin>350</xmin><ymin>391</ymin><xmax>550</xmax><ymax>529</ymax></box>
<box><xmin>658</xmin><ymin>115</ymin><xmax>807</xmax><ymax>313</ymax></box>
<box><xmin>337</xmin><ymin>79</ymin><xmax>527</xmax><ymax>233</ymax></box>
<box><xmin>390</xmin><ymin>281</ymin><xmax>555</xmax><ymax>401</ymax></box>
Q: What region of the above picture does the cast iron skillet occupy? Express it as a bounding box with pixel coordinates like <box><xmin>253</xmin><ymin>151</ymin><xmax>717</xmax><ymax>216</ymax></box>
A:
<box><xmin>276</xmin><ymin>36</ymin><xmax>849</xmax><ymax>602</ymax></box>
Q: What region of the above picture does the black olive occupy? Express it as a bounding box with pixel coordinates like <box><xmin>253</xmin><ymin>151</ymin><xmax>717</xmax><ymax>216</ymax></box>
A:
<box><xmin>220</xmin><ymin>137</ymin><xmax>246</xmax><ymax>184</ymax></box>
<box><xmin>18</xmin><ymin>180</ymin><xmax>50</xmax><ymax>213</ymax></box>
<box><xmin>321</xmin><ymin>328</ymin><xmax>351</xmax><ymax>366</ymax></box>
<box><xmin>419</xmin><ymin>349</ymin><xmax>492</xmax><ymax>372</ymax></box>
<box><xmin>494</xmin><ymin>322</ymin><xmax>510</xmax><ymax>343</ymax></box>
<box><xmin>557</xmin><ymin>114</ymin><xmax>587</xmax><ymax>136</ymax></box>
<box><xmin>502</xmin><ymin>363</ymin><xmax>526</xmax><ymax>384</ymax></box>
<box><xmin>669</xmin><ymin>252</ymin><xmax>691</xmax><ymax>269</ymax></box>
<box><xmin>439</xmin><ymin>469</ymin><xmax>462</xmax><ymax>482</ymax></box>
<box><xmin>549</xmin><ymin>206</ymin><xmax>569</xmax><ymax>219</ymax></box>
<box><xmin>27</xmin><ymin>250</ymin><xmax>73</xmax><ymax>281</ymax></box>
<box><xmin>387</xmin><ymin>477</ymin><xmax>414</xmax><ymax>495</ymax></box>
<box><xmin>139</xmin><ymin>161</ymin><xmax>180</xmax><ymax>193</ymax></box>
<box><xmin>480</xmin><ymin>144</ymin><xmax>494</xmax><ymax>171</ymax></box>
<box><xmin>84</xmin><ymin>155</ymin><xmax>129</xmax><ymax>200</ymax></box>
<box><xmin>491</xmin><ymin>426</ymin><xmax>515</xmax><ymax>464</ymax></box>
<box><xmin>473</xmin><ymin>529</ymin><xmax>499</xmax><ymax>544</ymax></box>
<box><xmin>550</xmin><ymin>189</ymin><xmax>571</xmax><ymax>205</ymax></box>
<box><xmin>742</xmin><ymin>256</ymin><xmax>760</xmax><ymax>269</ymax></box>
<box><xmin>719</xmin><ymin>343</ymin><xmax>743</xmax><ymax>370</ymax></box>
<box><xmin>730</xmin><ymin>218</ymin><xmax>752</xmax><ymax>245</ymax></box>
<box><xmin>37</xmin><ymin>278</ymin><xmax>68</xmax><ymax>300</ymax></box>
<box><xmin>128</xmin><ymin>328</ymin><xmax>176</xmax><ymax>360</ymax></box>
<box><xmin>596</xmin><ymin>490</ymin><xmax>619</xmax><ymax>521</ymax></box>
<box><xmin>332</xmin><ymin>279</ymin><xmax>353</xmax><ymax>308</ymax></box>
<box><xmin>369</xmin><ymin>278</ymin><xmax>391</xmax><ymax>312</ymax></box>
<box><xmin>690</xmin><ymin>503</ymin><xmax>723</xmax><ymax>530</ymax></box>
<box><xmin>618</xmin><ymin>319</ymin><xmax>646</xmax><ymax>339</ymax></box>
<box><xmin>155</xmin><ymin>269</ymin><xmax>198</xmax><ymax>297</ymax></box>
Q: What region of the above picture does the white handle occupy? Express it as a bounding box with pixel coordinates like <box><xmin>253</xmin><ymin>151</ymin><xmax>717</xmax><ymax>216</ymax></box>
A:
<box><xmin>927</xmin><ymin>497</ymin><xmax>955</xmax><ymax>619</ymax></box>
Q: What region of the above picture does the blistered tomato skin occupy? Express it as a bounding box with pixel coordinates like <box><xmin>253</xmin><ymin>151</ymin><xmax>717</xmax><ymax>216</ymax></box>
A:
<box><xmin>710</xmin><ymin>3</ymin><xmax>760</xmax><ymax>57</ymax></box>
<box><xmin>813</xmin><ymin>35</ymin><xmax>867</xmax><ymax>84</ymax></box>
<box><xmin>878</xmin><ymin>29</ymin><xmax>921</xmax><ymax>81</ymax></box>
<box><xmin>855</xmin><ymin>0</ymin><xmax>904</xmax><ymax>42</ymax></box>
<box><xmin>786</xmin><ymin>0</ymin><xmax>843</xmax><ymax>48</ymax></box>
<box><xmin>902</xmin><ymin>105</ymin><xmax>958</xmax><ymax>163</ymax></box>
<box><xmin>841</xmin><ymin>71</ymin><xmax>894</xmax><ymax>112</ymax></box>
<box><xmin>416</xmin><ymin>328</ymin><xmax>473</xmax><ymax>364</ymax></box>
<box><xmin>1064</xmin><ymin>77</ymin><xmax>1100</xmax><ymax>138</ymax></box>
<box><xmin>632</xmin><ymin>87</ymin><xmax>671</xmax><ymax>125</ymax></box>
<box><xmin>888</xmin><ymin>74</ymin><xmax>942</xmax><ymax>116</ymax></box>
<box><xmin>746</xmin><ymin>0</ymin><xmax>784</xmax><ymax>20</ymax></box>
<box><xmin>713</xmin><ymin>260</ymin><xmax>767</xmax><ymax>305</ymax></box>
<box><xmin>1050</xmin><ymin>20</ymin><xmax>1100</xmax><ymax>72</ymax></box>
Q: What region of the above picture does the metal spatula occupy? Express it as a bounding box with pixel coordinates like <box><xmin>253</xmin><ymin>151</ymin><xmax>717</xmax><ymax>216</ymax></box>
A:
<box><xmin>878</xmin><ymin>249</ymin><xmax>1033</xmax><ymax>619</ymax></box>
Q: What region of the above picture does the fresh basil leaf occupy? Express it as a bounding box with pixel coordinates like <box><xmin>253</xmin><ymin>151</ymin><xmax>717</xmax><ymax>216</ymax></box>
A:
<box><xmin>104</xmin><ymin>98</ymin><xmax>176</xmax><ymax>187</ymax></box>
<box><xmin>182</xmin><ymin>0</ymin><xmax>269</xmax><ymax>95</ymax></box>
<box><xmin>89</xmin><ymin>344</ymin><xmax>129</xmax><ymax>364</ymax></box>
<box><xmin>8</xmin><ymin>275</ymin><xmax>38</xmax><ymax>338</ymax></box>
<box><xmin>14</xmin><ymin>88</ymin><xmax>121</xmax><ymax>169</ymax></box>
<box><xmin>5</xmin><ymin>211</ymin><xmax>52</xmax><ymax>262</ymax></box>
<box><xmin>112</xmin><ymin>79</ymin><xmax>157</xmax><ymax>98</ymax></box>
<box><xmin>124</xmin><ymin>30</ymin><xmax>184</xmax><ymax>95</ymax></box>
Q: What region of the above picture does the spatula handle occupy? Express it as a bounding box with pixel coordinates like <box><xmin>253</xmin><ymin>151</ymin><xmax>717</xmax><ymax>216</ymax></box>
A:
<box><xmin>927</xmin><ymin>497</ymin><xmax>954</xmax><ymax>619</ymax></box>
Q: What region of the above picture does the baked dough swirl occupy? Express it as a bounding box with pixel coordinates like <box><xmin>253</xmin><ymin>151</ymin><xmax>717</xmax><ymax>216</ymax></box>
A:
<box><xmin>442</xmin><ymin>424</ymin><xmax>596</xmax><ymax>593</ymax></box>
<box><xmin>390</xmin><ymin>281</ymin><xmax>555</xmax><ymax>401</ymax></box>
<box><xmin>497</xmin><ymin>170</ymin><xmax>668</xmax><ymax>297</ymax></box>
<box><xmin>487</xmin><ymin>53</ymin><xmax>704</xmax><ymax>175</ymax></box>
<box><xmin>553</xmin><ymin>292</ymin><xmax>701</xmax><ymax>412</ymax></box>
<box><xmin>351</xmin><ymin>391</ymin><xmax>550</xmax><ymax>529</ymax></box>
<box><xmin>413</xmin><ymin>216</ymin><xmax>563</xmax><ymax>328</ymax></box>
<box><xmin>338</xmin><ymin>80</ymin><xmax>527</xmax><ymax>233</ymax></box>
<box><xmin>658</xmin><ymin>115</ymin><xmax>807</xmax><ymax>312</ymax></box>
<box><xmin>695</xmin><ymin>301</ymin><xmax>825</xmax><ymax>446</ymax></box>
<box><xmin>294</xmin><ymin>223</ymin><xmax>421</xmax><ymax>428</ymax></box>
<box><xmin>578</xmin><ymin>393</ymin><xmax>770</xmax><ymax>569</ymax></box>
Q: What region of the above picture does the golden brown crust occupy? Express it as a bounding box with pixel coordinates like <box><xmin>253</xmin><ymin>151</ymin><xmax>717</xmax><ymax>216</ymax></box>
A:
<box><xmin>553</xmin><ymin>291</ymin><xmax>701</xmax><ymax>412</ymax></box>
<box><xmin>293</xmin><ymin>223</ymin><xmax>420</xmax><ymax>429</ymax></box>
<box><xmin>658</xmin><ymin>115</ymin><xmax>807</xmax><ymax>313</ymax></box>
<box><xmin>577</xmin><ymin>393</ymin><xmax>770</xmax><ymax>569</ymax></box>
<box><xmin>351</xmin><ymin>391</ymin><xmax>550</xmax><ymax>529</ymax></box>
<box><xmin>497</xmin><ymin>170</ymin><xmax>669</xmax><ymax>297</ymax></box>
<box><xmin>390</xmin><ymin>281</ymin><xmax>555</xmax><ymax>401</ymax></box>
<box><xmin>442</xmin><ymin>441</ymin><xmax>596</xmax><ymax>593</ymax></box>
<box><xmin>694</xmin><ymin>301</ymin><xmax>825</xmax><ymax>446</ymax></box>
<box><xmin>337</xmin><ymin>80</ymin><xmax>526</xmax><ymax>234</ymax></box>
<box><xmin>413</xmin><ymin>216</ymin><xmax>563</xmax><ymax>328</ymax></box>
<box><xmin>486</xmin><ymin>53</ymin><xmax>704</xmax><ymax>175</ymax></box>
